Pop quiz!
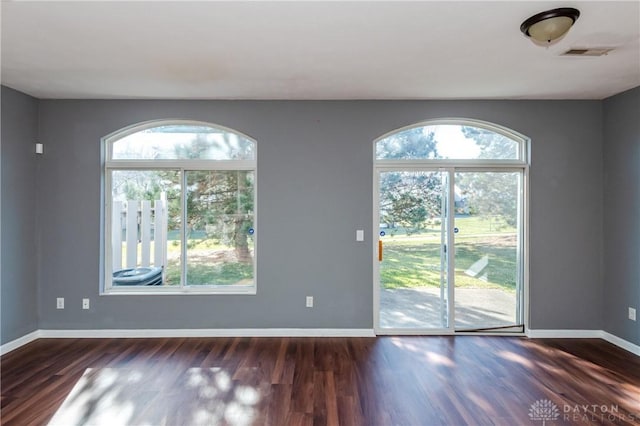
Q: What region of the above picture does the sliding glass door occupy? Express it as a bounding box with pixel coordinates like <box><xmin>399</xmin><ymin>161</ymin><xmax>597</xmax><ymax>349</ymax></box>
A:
<box><xmin>375</xmin><ymin>169</ymin><xmax>523</xmax><ymax>333</ymax></box>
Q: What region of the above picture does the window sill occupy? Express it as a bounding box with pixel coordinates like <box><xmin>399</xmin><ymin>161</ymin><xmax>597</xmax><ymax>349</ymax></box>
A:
<box><xmin>101</xmin><ymin>286</ymin><xmax>257</xmax><ymax>296</ymax></box>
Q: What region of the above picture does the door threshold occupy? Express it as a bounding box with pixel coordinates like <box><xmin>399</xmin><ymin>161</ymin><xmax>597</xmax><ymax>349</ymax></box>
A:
<box><xmin>375</xmin><ymin>329</ymin><xmax>527</xmax><ymax>337</ymax></box>
<box><xmin>455</xmin><ymin>324</ymin><xmax>525</xmax><ymax>333</ymax></box>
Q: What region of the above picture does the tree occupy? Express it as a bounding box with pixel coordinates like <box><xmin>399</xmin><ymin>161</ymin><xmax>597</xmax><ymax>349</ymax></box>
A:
<box><xmin>376</xmin><ymin>127</ymin><xmax>439</xmax><ymax>160</ymax></box>
<box><xmin>378</xmin><ymin>128</ymin><xmax>442</xmax><ymax>234</ymax></box>
<box><xmin>177</xmin><ymin>134</ymin><xmax>254</xmax><ymax>263</ymax></box>
<box><xmin>457</xmin><ymin>127</ymin><xmax>519</xmax><ymax>226</ymax></box>
<box><xmin>185</xmin><ymin>169</ymin><xmax>253</xmax><ymax>262</ymax></box>
<box><xmin>462</xmin><ymin>126</ymin><xmax>517</xmax><ymax>160</ymax></box>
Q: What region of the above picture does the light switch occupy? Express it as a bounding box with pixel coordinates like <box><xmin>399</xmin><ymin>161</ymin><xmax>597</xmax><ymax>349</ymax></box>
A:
<box><xmin>356</xmin><ymin>230</ymin><xmax>364</xmax><ymax>241</ymax></box>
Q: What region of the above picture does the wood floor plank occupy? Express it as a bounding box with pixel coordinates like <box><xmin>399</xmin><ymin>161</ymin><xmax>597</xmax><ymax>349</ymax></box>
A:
<box><xmin>291</xmin><ymin>339</ymin><xmax>315</xmax><ymax>415</ymax></box>
<box><xmin>264</xmin><ymin>383</ymin><xmax>292</xmax><ymax>426</ymax></box>
<box><xmin>271</xmin><ymin>338</ymin><xmax>289</xmax><ymax>384</ymax></box>
<box><xmin>2</xmin><ymin>336</ymin><xmax>639</xmax><ymax>425</ymax></box>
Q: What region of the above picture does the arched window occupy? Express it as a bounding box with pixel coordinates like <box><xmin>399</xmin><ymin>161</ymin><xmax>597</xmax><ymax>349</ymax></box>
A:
<box><xmin>110</xmin><ymin>124</ymin><xmax>255</xmax><ymax>161</ymax></box>
<box><xmin>375</xmin><ymin>119</ymin><xmax>527</xmax><ymax>163</ymax></box>
<box><xmin>103</xmin><ymin>120</ymin><xmax>256</xmax><ymax>294</ymax></box>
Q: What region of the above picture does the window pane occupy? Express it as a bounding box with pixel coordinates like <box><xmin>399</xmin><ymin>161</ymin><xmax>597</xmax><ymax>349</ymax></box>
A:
<box><xmin>185</xmin><ymin>170</ymin><xmax>255</xmax><ymax>286</ymax></box>
<box><xmin>376</xmin><ymin>124</ymin><xmax>520</xmax><ymax>160</ymax></box>
<box><xmin>112</xmin><ymin>125</ymin><xmax>255</xmax><ymax>161</ymax></box>
<box><xmin>378</xmin><ymin>171</ymin><xmax>449</xmax><ymax>330</ymax></box>
<box><xmin>110</xmin><ymin>170</ymin><xmax>181</xmax><ymax>286</ymax></box>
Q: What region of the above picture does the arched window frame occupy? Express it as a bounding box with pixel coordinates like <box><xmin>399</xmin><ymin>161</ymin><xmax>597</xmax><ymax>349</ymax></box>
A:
<box><xmin>102</xmin><ymin>119</ymin><xmax>257</xmax><ymax>295</ymax></box>
<box><xmin>374</xmin><ymin>118</ymin><xmax>529</xmax><ymax>168</ymax></box>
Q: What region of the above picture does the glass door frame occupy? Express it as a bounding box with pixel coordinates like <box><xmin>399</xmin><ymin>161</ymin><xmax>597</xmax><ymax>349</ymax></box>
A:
<box><xmin>452</xmin><ymin>167</ymin><xmax>526</xmax><ymax>333</ymax></box>
<box><xmin>373</xmin><ymin>164</ymin><xmax>528</xmax><ymax>336</ymax></box>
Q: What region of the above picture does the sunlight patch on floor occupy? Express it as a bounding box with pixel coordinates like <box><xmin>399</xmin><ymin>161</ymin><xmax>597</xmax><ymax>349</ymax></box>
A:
<box><xmin>48</xmin><ymin>367</ymin><xmax>260</xmax><ymax>426</ymax></box>
<box><xmin>497</xmin><ymin>350</ymin><xmax>534</xmax><ymax>368</ymax></box>
<box><xmin>48</xmin><ymin>368</ymin><xmax>136</xmax><ymax>426</ymax></box>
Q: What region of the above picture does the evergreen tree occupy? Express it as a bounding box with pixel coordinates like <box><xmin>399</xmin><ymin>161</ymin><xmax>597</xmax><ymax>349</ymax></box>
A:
<box><xmin>178</xmin><ymin>134</ymin><xmax>254</xmax><ymax>263</ymax></box>
<box><xmin>378</xmin><ymin>128</ymin><xmax>442</xmax><ymax>234</ymax></box>
<box><xmin>457</xmin><ymin>127</ymin><xmax>519</xmax><ymax>227</ymax></box>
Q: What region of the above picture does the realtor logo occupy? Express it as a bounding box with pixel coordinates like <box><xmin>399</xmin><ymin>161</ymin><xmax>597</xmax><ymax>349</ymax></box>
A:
<box><xmin>529</xmin><ymin>399</ymin><xmax>560</xmax><ymax>425</ymax></box>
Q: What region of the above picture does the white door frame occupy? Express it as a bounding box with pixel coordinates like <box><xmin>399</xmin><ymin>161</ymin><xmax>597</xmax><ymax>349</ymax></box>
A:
<box><xmin>373</xmin><ymin>165</ymin><xmax>529</xmax><ymax>336</ymax></box>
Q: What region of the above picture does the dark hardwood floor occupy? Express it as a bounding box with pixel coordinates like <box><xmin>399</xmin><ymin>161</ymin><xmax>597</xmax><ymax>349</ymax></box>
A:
<box><xmin>1</xmin><ymin>336</ymin><xmax>639</xmax><ymax>425</ymax></box>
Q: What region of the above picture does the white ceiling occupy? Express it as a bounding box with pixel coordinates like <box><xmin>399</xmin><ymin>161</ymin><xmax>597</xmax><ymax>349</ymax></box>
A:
<box><xmin>1</xmin><ymin>1</ymin><xmax>639</xmax><ymax>100</ymax></box>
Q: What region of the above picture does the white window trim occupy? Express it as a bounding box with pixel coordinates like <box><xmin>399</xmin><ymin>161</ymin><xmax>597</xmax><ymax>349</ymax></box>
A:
<box><xmin>101</xmin><ymin>119</ymin><xmax>257</xmax><ymax>296</ymax></box>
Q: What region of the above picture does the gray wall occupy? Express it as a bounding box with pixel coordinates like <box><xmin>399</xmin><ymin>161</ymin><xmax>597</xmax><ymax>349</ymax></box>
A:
<box><xmin>1</xmin><ymin>86</ymin><xmax>39</xmax><ymax>344</ymax></box>
<box><xmin>34</xmin><ymin>99</ymin><xmax>603</xmax><ymax>331</ymax></box>
<box><xmin>603</xmin><ymin>86</ymin><xmax>640</xmax><ymax>345</ymax></box>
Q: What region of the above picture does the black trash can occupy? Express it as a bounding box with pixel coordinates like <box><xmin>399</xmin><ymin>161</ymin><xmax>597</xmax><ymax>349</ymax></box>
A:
<box><xmin>113</xmin><ymin>267</ymin><xmax>163</xmax><ymax>286</ymax></box>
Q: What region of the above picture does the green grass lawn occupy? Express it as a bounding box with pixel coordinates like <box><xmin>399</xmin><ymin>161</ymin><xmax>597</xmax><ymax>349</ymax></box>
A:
<box><xmin>123</xmin><ymin>235</ymin><xmax>254</xmax><ymax>286</ymax></box>
<box><xmin>164</xmin><ymin>261</ymin><xmax>253</xmax><ymax>286</ymax></box>
<box><xmin>380</xmin><ymin>216</ymin><xmax>518</xmax><ymax>291</ymax></box>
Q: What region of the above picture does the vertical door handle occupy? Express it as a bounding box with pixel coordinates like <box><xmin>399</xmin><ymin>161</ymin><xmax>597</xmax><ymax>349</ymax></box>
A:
<box><xmin>378</xmin><ymin>240</ymin><xmax>383</xmax><ymax>262</ymax></box>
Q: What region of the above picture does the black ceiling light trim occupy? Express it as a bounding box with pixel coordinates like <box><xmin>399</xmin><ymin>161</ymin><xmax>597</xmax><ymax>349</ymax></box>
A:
<box><xmin>520</xmin><ymin>7</ymin><xmax>580</xmax><ymax>43</ymax></box>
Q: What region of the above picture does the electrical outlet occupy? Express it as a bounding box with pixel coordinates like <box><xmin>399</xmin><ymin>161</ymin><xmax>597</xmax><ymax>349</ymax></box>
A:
<box><xmin>82</xmin><ymin>298</ymin><xmax>90</xmax><ymax>310</ymax></box>
<box><xmin>629</xmin><ymin>307</ymin><xmax>636</xmax><ymax>321</ymax></box>
<box><xmin>306</xmin><ymin>296</ymin><xmax>313</xmax><ymax>308</ymax></box>
<box><xmin>56</xmin><ymin>297</ymin><xmax>64</xmax><ymax>309</ymax></box>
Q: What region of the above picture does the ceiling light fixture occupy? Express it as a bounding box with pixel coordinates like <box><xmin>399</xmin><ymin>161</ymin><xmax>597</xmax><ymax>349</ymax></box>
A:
<box><xmin>520</xmin><ymin>7</ymin><xmax>580</xmax><ymax>44</ymax></box>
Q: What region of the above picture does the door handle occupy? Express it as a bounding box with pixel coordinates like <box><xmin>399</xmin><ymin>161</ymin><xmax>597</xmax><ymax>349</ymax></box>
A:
<box><xmin>378</xmin><ymin>240</ymin><xmax>383</xmax><ymax>262</ymax></box>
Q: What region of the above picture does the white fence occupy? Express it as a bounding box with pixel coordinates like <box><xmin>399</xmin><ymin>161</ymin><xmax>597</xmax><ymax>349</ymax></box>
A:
<box><xmin>111</xmin><ymin>198</ymin><xmax>167</xmax><ymax>272</ymax></box>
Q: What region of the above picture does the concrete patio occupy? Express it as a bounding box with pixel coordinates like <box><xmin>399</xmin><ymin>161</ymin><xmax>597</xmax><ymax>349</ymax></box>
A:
<box><xmin>380</xmin><ymin>286</ymin><xmax>519</xmax><ymax>330</ymax></box>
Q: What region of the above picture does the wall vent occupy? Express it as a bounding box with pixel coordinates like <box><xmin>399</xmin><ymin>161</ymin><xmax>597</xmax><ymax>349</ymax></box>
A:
<box><xmin>562</xmin><ymin>48</ymin><xmax>614</xmax><ymax>56</ymax></box>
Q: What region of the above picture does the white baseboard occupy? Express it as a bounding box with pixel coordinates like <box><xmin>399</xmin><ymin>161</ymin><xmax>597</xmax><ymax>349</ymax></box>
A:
<box><xmin>0</xmin><ymin>330</ymin><xmax>41</xmax><ymax>356</ymax></box>
<box><xmin>38</xmin><ymin>328</ymin><xmax>376</xmax><ymax>339</ymax></box>
<box><xmin>526</xmin><ymin>329</ymin><xmax>602</xmax><ymax>339</ymax></box>
<box><xmin>527</xmin><ymin>329</ymin><xmax>640</xmax><ymax>356</ymax></box>
<box><xmin>602</xmin><ymin>331</ymin><xmax>640</xmax><ymax>356</ymax></box>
